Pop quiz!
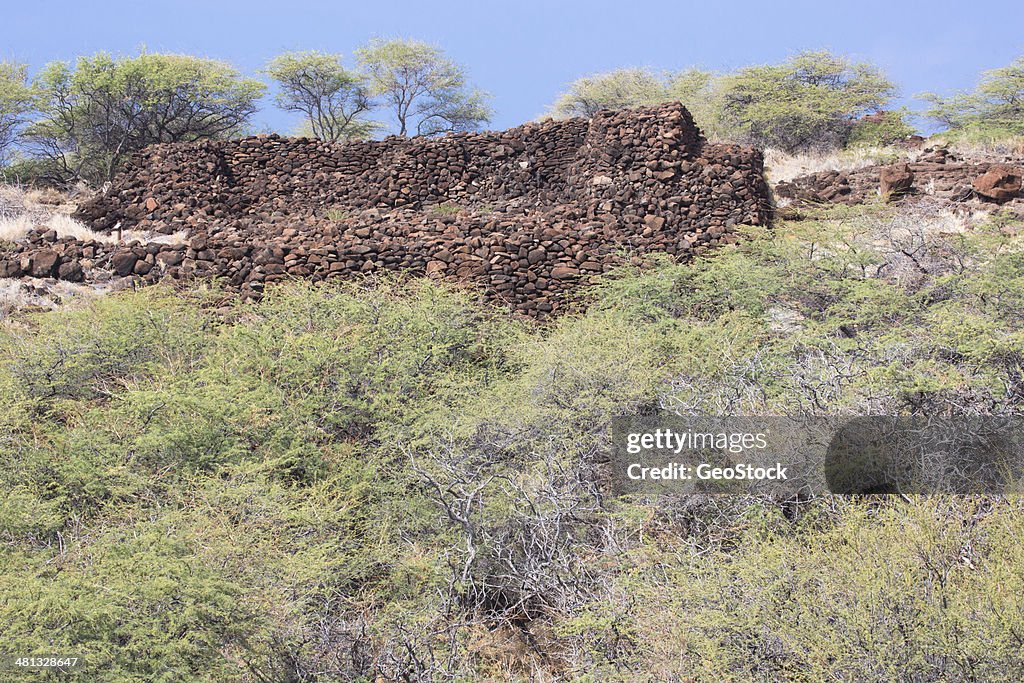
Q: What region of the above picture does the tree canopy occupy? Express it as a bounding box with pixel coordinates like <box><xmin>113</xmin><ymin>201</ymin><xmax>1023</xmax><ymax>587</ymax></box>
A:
<box><xmin>355</xmin><ymin>38</ymin><xmax>491</xmax><ymax>137</ymax></box>
<box><xmin>550</xmin><ymin>68</ymin><xmax>669</xmax><ymax>118</ymax></box>
<box><xmin>0</xmin><ymin>61</ymin><xmax>37</xmax><ymax>165</ymax></box>
<box><xmin>265</xmin><ymin>50</ymin><xmax>377</xmax><ymax>142</ymax></box>
<box><xmin>922</xmin><ymin>56</ymin><xmax>1024</xmax><ymax>137</ymax></box>
<box><xmin>26</xmin><ymin>52</ymin><xmax>265</xmax><ymax>183</ymax></box>
<box><xmin>716</xmin><ymin>50</ymin><xmax>897</xmax><ymax>152</ymax></box>
<box><xmin>549</xmin><ymin>67</ymin><xmax>717</xmax><ymax>122</ymax></box>
<box><xmin>546</xmin><ymin>54</ymin><xmax>900</xmax><ymax>151</ymax></box>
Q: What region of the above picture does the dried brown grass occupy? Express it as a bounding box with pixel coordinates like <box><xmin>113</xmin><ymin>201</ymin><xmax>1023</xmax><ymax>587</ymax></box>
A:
<box><xmin>0</xmin><ymin>183</ymin><xmax>186</xmax><ymax>246</ymax></box>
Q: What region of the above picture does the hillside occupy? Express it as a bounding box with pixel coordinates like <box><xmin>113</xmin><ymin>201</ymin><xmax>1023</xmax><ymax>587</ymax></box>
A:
<box><xmin>3</xmin><ymin>116</ymin><xmax>1024</xmax><ymax>677</ymax></box>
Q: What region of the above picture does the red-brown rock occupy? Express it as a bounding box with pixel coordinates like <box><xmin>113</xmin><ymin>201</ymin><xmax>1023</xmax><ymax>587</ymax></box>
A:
<box><xmin>110</xmin><ymin>251</ymin><xmax>138</xmax><ymax>276</ymax></box>
<box><xmin>30</xmin><ymin>250</ymin><xmax>59</xmax><ymax>278</ymax></box>
<box><xmin>57</xmin><ymin>260</ymin><xmax>84</xmax><ymax>282</ymax></box>
<box><xmin>973</xmin><ymin>165</ymin><xmax>1023</xmax><ymax>201</ymax></box>
<box><xmin>879</xmin><ymin>163</ymin><xmax>914</xmax><ymax>199</ymax></box>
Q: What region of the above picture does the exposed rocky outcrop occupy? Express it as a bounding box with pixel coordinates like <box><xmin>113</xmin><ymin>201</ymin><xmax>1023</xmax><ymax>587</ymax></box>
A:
<box><xmin>3</xmin><ymin>104</ymin><xmax>773</xmax><ymax>316</ymax></box>
<box><xmin>775</xmin><ymin>148</ymin><xmax>1024</xmax><ymax>209</ymax></box>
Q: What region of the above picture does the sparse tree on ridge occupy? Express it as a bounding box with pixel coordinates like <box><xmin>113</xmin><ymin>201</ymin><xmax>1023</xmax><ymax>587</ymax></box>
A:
<box><xmin>549</xmin><ymin>67</ymin><xmax>668</xmax><ymax>118</ymax></box>
<box><xmin>547</xmin><ymin>66</ymin><xmax>722</xmax><ymax>137</ymax></box>
<box><xmin>0</xmin><ymin>61</ymin><xmax>37</xmax><ymax>165</ymax></box>
<box><xmin>355</xmin><ymin>38</ymin><xmax>492</xmax><ymax>137</ymax></box>
<box><xmin>26</xmin><ymin>52</ymin><xmax>265</xmax><ymax>183</ymax></box>
<box><xmin>265</xmin><ymin>50</ymin><xmax>378</xmax><ymax>142</ymax></box>
<box><xmin>716</xmin><ymin>50</ymin><xmax>898</xmax><ymax>152</ymax></box>
<box><xmin>921</xmin><ymin>55</ymin><xmax>1024</xmax><ymax>137</ymax></box>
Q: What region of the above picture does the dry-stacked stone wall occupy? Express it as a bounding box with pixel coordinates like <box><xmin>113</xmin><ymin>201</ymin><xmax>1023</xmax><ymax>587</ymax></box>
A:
<box><xmin>3</xmin><ymin>103</ymin><xmax>772</xmax><ymax>316</ymax></box>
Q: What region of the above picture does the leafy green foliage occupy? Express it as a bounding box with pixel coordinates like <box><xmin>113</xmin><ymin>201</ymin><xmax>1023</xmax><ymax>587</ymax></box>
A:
<box><xmin>548</xmin><ymin>67</ymin><xmax>721</xmax><ymax>134</ymax></box>
<box><xmin>25</xmin><ymin>52</ymin><xmax>265</xmax><ymax>183</ymax></box>
<box><xmin>848</xmin><ymin>108</ymin><xmax>916</xmax><ymax>147</ymax></box>
<box><xmin>567</xmin><ymin>498</ymin><xmax>1024</xmax><ymax>681</ymax></box>
<box><xmin>717</xmin><ymin>50</ymin><xmax>898</xmax><ymax>152</ymax></box>
<box><xmin>0</xmin><ymin>278</ymin><xmax>519</xmax><ymax>679</ymax></box>
<box><xmin>1</xmin><ymin>527</ymin><xmax>254</xmax><ymax>682</ymax></box>
<box><xmin>548</xmin><ymin>52</ymin><xmax>901</xmax><ymax>151</ymax></box>
<box><xmin>264</xmin><ymin>51</ymin><xmax>378</xmax><ymax>142</ymax></box>
<box><xmin>355</xmin><ymin>38</ymin><xmax>492</xmax><ymax>137</ymax></box>
<box><xmin>2</xmin><ymin>205</ymin><xmax>1024</xmax><ymax>679</ymax></box>
<box><xmin>922</xmin><ymin>55</ymin><xmax>1024</xmax><ymax>138</ymax></box>
<box><xmin>550</xmin><ymin>68</ymin><xmax>673</xmax><ymax>118</ymax></box>
<box><xmin>0</xmin><ymin>61</ymin><xmax>37</xmax><ymax>165</ymax></box>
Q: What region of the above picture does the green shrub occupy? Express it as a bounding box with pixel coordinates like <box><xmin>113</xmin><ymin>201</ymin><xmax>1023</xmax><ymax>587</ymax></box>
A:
<box><xmin>2</xmin><ymin>205</ymin><xmax>1024</xmax><ymax>679</ymax></box>
<box><xmin>921</xmin><ymin>55</ymin><xmax>1024</xmax><ymax>139</ymax></box>
<box><xmin>848</xmin><ymin>108</ymin><xmax>917</xmax><ymax>147</ymax></box>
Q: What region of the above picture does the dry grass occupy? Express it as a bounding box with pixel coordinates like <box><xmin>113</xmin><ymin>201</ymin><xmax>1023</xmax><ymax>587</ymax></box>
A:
<box><xmin>24</xmin><ymin>187</ymin><xmax>67</xmax><ymax>206</ymax></box>
<box><xmin>763</xmin><ymin>137</ymin><xmax>1024</xmax><ymax>185</ymax></box>
<box><xmin>0</xmin><ymin>277</ymin><xmax>108</xmax><ymax>319</ymax></box>
<box><xmin>945</xmin><ymin>135</ymin><xmax>1024</xmax><ymax>160</ymax></box>
<box><xmin>0</xmin><ymin>183</ymin><xmax>186</xmax><ymax>246</ymax></box>
<box><xmin>763</xmin><ymin>146</ymin><xmax>921</xmax><ymax>184</ymax></box>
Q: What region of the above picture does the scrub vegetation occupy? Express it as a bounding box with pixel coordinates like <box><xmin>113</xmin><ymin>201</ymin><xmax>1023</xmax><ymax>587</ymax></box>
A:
<box><xmin>3</xmin><ymin>201</ymin><xmax>1024</xmax><ymax>681</ymax></box>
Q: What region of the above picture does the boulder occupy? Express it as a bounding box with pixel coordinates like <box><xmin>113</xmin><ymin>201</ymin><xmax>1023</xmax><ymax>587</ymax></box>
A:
<box><xmin>57</xmin><ymin>260</ymin><xmax>84</xmax><ymax>282</ymax></box>
<box><xmin>110</xmin><ymin>251</ymin><xmax>139</xmax><ymax>276</ymax></box>
<box><xmin>156</xmin><ymin>250</ymin><xmax>185</xmax><ymax>267</ymax></box>
<box><xmin>0</xmin><ymin>259</ymin><xmax>21</xmax><ymax>278</ymax></box>
<box><xmin>643</xmin><ymin>215</ymin><xmax>666</xmax><ymax>231</ymax></box>
<box><xmin>879</xmin><ymin>163</ymin><xmax>914</xmax><ymax>199</ymax></box>
<box><xmin>973</xmin><ymin>165</ymin><xmax>1023</xmax><ymax>201</ymax></box>
<box><xmin>30</xmin><ymin>250</ymin><xmax>59</xmax><ymax>278</ymax></box>
<box><xmin>527</xmin><ymin>248</ymin><xmax>547</xmax><ymax>265</ymax></box>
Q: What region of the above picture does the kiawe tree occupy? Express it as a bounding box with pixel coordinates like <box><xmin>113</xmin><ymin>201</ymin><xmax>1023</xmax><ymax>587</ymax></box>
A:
<box><xmin>0</xmin><ymin>61</ymin><xmax>37</xmax><ymax>165</ymax></box>
<box><xmin>546</xmin><ymin>67</ymin><xmax>722</xmax><ymax>139</ymax></box>
<box><xmin>716</xmin><ymin>50</ymin><xmax>898</xmax><ymax>152</ymax></box>
<box><xmin>355</xmin><ymin>38</ymin><xmax>492</xmax><ymax>137</ymax></box>
<box><xmin>921</xmin><ymin>56</ymin><xmax>1024</xmax><ymax>137</ymax></box>
<box><xmin>265</xmin><ymin>51</ymin><xmax>377</xmax><ymax>142</ymax></box>
<box><xmin>27</xmin><ymin>52</ymin><xmax>264</xmax><ymax>183</ymax></box>
<box><xmin>547</xmin><ymin>53</ymin><xmax>900</xmax><ymax>150</ymax></box>
<box><xmin>550</xmin><ymin>67</ymin><xmax>669</xmax><ymax>118</ymax></box>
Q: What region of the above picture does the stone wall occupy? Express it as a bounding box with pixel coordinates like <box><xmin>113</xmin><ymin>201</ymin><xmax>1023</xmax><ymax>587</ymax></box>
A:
<box><xmin>4</xmin><ymin>103</ymin><xmax>773</xmax><ymax>316</ymax></box>
<box><xmin>73</xmin><ymin>105</ymin><xmax>713</xmax><ymax>233</ymax></box>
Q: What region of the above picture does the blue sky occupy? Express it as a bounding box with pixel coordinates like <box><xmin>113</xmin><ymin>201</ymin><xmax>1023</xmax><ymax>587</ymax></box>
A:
<box><xmin>4</xmin><ymin>0</ymin><xmax>1023</xmax><ymax>135</ymax></box>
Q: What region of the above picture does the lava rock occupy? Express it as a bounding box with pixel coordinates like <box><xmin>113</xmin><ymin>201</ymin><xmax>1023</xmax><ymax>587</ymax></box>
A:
<box><xmin>973</xmin><ymin>165</ymin><xmax>1023</xmax><ymax>202</ymax></box>
<box><xmin>880</xmin><ymin>163</ymin><xmax>914</xmax><ymax>199</ymax></box>
<box><xmin>31</xmin><ymin>250</ymin><xmax>60</xmax><ymax>278</ymax></box>
<box><xmin>110</xmin><ymin>251</ymin><xmax>139</xmax><ymax>276</ymax></box>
